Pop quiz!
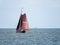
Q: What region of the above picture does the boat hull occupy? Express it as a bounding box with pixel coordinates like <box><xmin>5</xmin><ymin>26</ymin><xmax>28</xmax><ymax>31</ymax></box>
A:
<box><xmin>16</xmin><ymin>30</ymin><xmax>26</xmax><ymax>33</ymax></box>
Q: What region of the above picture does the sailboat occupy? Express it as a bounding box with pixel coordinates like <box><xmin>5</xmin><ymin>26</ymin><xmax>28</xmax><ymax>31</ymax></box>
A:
<box><xmin>16</xmin><ymin>9</ymin><xmax>29</xmax><ymax>33</ymax></box>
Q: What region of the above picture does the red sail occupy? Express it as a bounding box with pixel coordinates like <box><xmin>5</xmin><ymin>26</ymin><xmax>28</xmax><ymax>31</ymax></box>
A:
<box><xmin>16</xmin><ymin>13</ymin><xmax>29</xmax><ymax>30</ymax></box>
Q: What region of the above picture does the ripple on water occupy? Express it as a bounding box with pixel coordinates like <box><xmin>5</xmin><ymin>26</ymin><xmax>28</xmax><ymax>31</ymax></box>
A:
<box><xmin>0</xmin><ymin>29</ymin><xmax>60</xmax><ymax>45</ymax></box>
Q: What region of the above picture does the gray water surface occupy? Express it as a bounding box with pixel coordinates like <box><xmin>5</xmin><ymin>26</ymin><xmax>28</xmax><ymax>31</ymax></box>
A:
<box><xmin>0</xmin><ymin>28</ymin><xmax>60</xmax><ymax>45</ymax></box>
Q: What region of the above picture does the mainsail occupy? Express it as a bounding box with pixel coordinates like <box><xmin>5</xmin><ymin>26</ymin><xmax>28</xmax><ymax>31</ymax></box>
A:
<box><xmin>16</xmin><ymin>13</ymin><xmax>29</xmax><ymax>31</ymax></box>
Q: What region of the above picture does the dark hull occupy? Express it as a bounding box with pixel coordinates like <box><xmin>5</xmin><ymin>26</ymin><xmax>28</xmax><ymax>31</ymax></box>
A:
<box><xmin>16</xmin><ymin>30</ymin><xmax>26</xmax><ymax>33</ymax></box>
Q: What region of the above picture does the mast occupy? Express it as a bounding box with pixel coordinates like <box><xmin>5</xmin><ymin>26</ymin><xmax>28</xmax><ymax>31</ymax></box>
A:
<box><xmin>21</xmin><ymin>8</ymin><xmax>23</xmax><ymax>14</ymax></box>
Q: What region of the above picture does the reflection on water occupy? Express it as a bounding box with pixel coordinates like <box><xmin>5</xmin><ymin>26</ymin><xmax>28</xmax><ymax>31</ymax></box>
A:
<box><xmin>0</xmin><ymin>28</ymin><xmax>60</xmax><ymax>45</ymax></box>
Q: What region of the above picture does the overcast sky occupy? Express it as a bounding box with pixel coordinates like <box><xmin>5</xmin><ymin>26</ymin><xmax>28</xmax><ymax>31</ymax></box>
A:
<box><xmin>0</xmin><ymin>0</ymin><xmax>60</xmax><ymax>28</ymax></box>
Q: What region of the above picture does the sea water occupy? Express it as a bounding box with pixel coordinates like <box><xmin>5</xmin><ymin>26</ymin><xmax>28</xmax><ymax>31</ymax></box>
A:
<box><xmin>0</xmin><ymin>28</ymin><xmax>60</xmax><ymax>45</ymax></box>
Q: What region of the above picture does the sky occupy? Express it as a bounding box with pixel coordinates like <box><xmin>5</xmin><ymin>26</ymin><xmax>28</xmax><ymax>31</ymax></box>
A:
<box><xmin>0</xmin><ymin>0</ymin><xmax>60</xmax><ymax>28</ymax></box>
